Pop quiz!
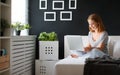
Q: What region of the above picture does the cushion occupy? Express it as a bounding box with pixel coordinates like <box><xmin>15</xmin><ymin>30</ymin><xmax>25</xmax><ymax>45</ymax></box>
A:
<box><xmin>113</xmin><ymin>40</ymin><xmax>120</xmax><ymax>58</ymax></box>
<box><xmin>107</xmin><ymin>39</ymin><xmax>115</xmax><ymax>56</ymax></box>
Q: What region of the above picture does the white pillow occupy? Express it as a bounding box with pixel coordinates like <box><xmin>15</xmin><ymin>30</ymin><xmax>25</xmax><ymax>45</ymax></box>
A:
<box><xmin>107</xmin><ymin>39</ymin><xmax>115</xmax><ymax>56</ymax></box>
<box><xmin>113</xmin><ymin>40</ymin><xmax>120</xmax><ymax>58</ymax></box>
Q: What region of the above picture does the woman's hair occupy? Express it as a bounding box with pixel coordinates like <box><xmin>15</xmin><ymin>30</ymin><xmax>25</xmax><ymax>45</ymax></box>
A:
<box><xmin>87</xmin><ymin>13</ymin><xmax>105</xmax><ymax>32</ymax></box>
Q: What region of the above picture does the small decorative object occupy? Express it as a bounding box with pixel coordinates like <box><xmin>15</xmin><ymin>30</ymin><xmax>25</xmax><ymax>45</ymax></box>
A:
<box><xmin>20</xmin><ymin>23</ymin><xmax>31</xmax><ymax>36</ymax></box>
<box><xmin>11</xmin><ymin>22</ymin><xmax>23</xmax><ymax>36</ymax></box>
<box><xmin>38</xmin><ymin>32</ymin><xmax>59</xmax><ymax>60</ymax></box>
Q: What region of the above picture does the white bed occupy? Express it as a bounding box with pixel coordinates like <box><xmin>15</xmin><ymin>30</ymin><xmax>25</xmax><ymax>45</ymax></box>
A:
<box><xmin>55</xmin><ymin>35</ymin><xmax>120</xmax><ymax>75</ymax></box>
<box><xmin>55</xmin><ymin>57</ymin><xmax>85</xmax><ymax>75</ymax></box>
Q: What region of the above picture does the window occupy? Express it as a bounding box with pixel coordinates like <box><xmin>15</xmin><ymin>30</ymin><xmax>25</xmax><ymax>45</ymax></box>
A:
<box><xmin>11</xmin><ymin>0</ymin><xmax>28</xmax><ymax>24</ymax></box>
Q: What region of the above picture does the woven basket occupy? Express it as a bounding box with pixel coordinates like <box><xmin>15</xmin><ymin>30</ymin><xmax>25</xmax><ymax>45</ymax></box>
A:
<box><xmin>0</xmin><ymin>55</ymin><xmax>9</xmax><ymax>70</ymax></box>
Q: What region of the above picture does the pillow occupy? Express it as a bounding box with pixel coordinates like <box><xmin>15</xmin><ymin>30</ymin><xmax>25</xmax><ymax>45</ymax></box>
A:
<box><xmin>113</xmin><ymin>40</ymin><xmax>120</xmax><ymax>58</ymax></box>
<box><xmin>107</xmin><ymin>39</ymin><xmax>115</xmax><ymax>56</ymax></box>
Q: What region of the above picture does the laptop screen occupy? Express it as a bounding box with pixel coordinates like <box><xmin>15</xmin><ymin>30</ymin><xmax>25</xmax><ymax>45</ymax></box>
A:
<box><xmin>67</xmin><ymin>35</ymin><xmax>84</xmax><ymax>51</ymax></box>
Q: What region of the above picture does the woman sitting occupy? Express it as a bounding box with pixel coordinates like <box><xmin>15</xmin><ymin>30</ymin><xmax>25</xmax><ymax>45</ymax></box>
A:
<box><xmin>71</xmin><ymin>13</ymin><xmax>109</xmax><ymax>60</ymax></box>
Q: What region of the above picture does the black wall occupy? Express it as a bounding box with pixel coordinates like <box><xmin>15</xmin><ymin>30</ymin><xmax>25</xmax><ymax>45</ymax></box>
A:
<box><xmin>29</xmin><ymin>0</ymin><xmax>120</xmax><ymax>59</ymax></box>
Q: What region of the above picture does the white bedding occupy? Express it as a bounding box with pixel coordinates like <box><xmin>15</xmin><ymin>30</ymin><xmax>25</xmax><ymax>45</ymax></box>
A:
<box><xmin>55</xmin><ymin>56</ymin><xmax>85</xmax><ymax>75</ymax></box>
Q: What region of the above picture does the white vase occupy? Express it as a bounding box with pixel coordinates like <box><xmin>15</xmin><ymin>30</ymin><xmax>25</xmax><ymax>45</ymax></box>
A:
<box><xmin>11</xmin><ymin>28</ymin><xmax>17</xmax><ymax>36</ymax></box>
<box><xmin>20</xmin><ymin>29</ymin><xmax>29</xmax><ymax>36</ymax></box>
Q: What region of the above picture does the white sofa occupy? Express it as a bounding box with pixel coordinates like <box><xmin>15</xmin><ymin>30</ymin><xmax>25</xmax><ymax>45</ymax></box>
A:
<box><xmin>55</xmin><ymin>35</ymin><xmax>120</xmax><ymax>75</ymax></box>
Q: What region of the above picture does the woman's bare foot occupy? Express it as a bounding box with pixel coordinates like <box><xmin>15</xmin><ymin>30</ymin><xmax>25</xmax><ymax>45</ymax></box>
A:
<box><xmin>71</xmin><ymin>54</ymin><xmax>79</xmax><ymax>58</ymax></box>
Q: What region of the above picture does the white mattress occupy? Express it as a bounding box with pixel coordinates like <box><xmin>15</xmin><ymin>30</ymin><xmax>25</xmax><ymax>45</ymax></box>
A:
<box><xmin>55</xmin><ymin>56</ymin><xmax>85</xmax><ymax>75</ymax></box>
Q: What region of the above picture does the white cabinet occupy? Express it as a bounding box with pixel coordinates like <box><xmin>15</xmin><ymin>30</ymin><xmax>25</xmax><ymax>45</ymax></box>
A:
<box><xmin>39</xmin><ymin>41</ymin><xmax>59</xmax><ymax>60</ymax></box>
<box><xmin>35</xmin><ymin>60</ymin><xmax>58</xmax><ymax>75</ymax></box>
<box><xmin>36</xmin><ymin>41</ymin><xmax>59</xmax><ymax>75</ymax></box>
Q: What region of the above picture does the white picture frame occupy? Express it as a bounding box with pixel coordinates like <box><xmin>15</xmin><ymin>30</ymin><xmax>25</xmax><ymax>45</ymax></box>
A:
<box><xmin>39</xmin><ymin>0</ymin><xmax>47</xmax><ymax>9</ymax></box>
<box><xmin>69</xmin><ymin>0</ymin><xmax>77</xmax><ymax>9</ymax></box>
<box><xmin>60</xmin><ymin>11</ymin><xmax>72</xmax><ymax>21</ymax></box>
<box><xmin>52</xmin><ymin>1</ymin><xmax>64</xmax><ymax>10</ymax></box>
<box><xmin>44</xmin><ymin>12</ymin><xmax>56</xmax><ymax>21</ymax></box>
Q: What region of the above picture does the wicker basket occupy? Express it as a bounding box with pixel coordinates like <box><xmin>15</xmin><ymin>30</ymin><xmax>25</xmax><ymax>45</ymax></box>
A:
<box><xmin>0</xmin><ymin>55</ymin><xmax>9</xmax><ymax>70</ymax></box>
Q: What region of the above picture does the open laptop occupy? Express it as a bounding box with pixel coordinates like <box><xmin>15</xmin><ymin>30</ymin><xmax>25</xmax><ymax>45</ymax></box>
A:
<box><xmin>67</xmin><ymin>35</ymin><xmax>84</xmax><ymax>51</ymax></box>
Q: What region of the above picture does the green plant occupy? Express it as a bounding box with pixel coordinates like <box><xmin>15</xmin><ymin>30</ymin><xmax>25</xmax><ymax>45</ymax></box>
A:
<box><xmin>0</xmin><ymin>18</ymin><xmax>10</xmax><ymax>32</ymax></box>
<box><xmin>11</xmin><ymin>22</ymin><xmax>23</xmax><ymax>31</ymax></box>
<box><xmin>23</xmin><ymin>24</ymin><xmax>31</xmax><ymax>29</ymax></box>
<box><xmin>38</xmin><ymin>32</ymin><xmax>58</xmax><ymax>41</ymax></box>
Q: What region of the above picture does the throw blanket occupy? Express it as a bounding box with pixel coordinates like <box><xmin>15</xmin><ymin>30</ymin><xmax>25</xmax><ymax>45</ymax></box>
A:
<box><xmin>84</xmin><ymin>56</ymin><xmax>120</xmax><ymax>75</ymax></box>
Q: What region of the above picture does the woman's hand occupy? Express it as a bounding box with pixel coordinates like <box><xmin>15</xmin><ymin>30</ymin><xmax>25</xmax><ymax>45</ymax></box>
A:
<box><xmin>84</xmin><ymin>43</ymin><xmax>92</xmax><ymax>52</ymax></box>
<box><xmin>84</xmin><ymin>47</ymin><xmax>91</xmax><ymax>52</ymax></box>
<box><xmin>71</xmin><ymin>54</ymin><xmax>79</xmax><ymax>58</ymax></box>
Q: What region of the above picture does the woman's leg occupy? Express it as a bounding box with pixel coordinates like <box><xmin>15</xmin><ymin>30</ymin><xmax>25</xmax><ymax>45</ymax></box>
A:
<box><xmin>88</xmin><ymin>48</ymin><xmax>106</xmax><ymax>58</ymax></box>
<box><xmin>78</xmin><ymin>48</ymin><xmax>106</xmax><ymax>61</ymax></box>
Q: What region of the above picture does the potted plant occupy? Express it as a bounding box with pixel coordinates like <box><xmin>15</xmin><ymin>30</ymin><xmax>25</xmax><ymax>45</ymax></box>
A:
<box><xmin>38</xmin><ymin>32</ymin><xmax>58</xmax><ymax>41</ymax></box>
<box><xmin>11</xmin><ymin>22</ymin><xmax>23</xmax><ymax>36</ymax></box>
<box><xmin>38</xmin><ymin>32</ymin><xmax>59</xmax><ymax>60</ymax></box>
<box><xmin>20</xmin><ymin>23</ymin><xmax>31</xmax><ymax>36</ymax></box>
<box><xmin>0</xmin><ymin>18</ymin><xmax>10</xmax><ymax>36</ymax></box>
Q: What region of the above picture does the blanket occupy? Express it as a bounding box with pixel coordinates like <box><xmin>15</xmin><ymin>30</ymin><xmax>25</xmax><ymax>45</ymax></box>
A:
<box><xmin>84</xmin><ymin>56</ymin><xmax>120</xmax><ymax>75</ymax></box>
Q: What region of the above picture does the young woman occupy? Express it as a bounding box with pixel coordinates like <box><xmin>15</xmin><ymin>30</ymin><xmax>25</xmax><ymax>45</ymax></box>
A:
<box><xmin>71</xmin><ymin>13</ymin><xmax>108</xmax><ymax>59</ymax></box>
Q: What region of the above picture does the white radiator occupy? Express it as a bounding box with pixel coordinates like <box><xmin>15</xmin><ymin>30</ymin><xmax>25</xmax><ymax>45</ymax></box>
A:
<box><xmin>10</xmin><ymin>36</ymin><xmax>36</xmax><ymax>75</ymax></box>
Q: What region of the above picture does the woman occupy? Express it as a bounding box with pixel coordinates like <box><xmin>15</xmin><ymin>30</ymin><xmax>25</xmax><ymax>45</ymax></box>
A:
<box><xmin>71</xmin><ymin>13</ymin><xmax>108</xmax><ymax>59</ymax></box>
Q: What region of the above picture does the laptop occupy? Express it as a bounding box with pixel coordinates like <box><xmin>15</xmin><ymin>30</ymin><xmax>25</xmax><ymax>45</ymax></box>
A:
<box><xmin>67</xmin><ymin>35</ymin><xmax>84</xmax><ymax>51</ymax></box>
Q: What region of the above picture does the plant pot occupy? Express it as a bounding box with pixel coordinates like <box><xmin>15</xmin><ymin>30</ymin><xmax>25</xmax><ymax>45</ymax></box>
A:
<box><xmin>16</xmin><ymin>30</ymin><xmax>21</xmax><ymax>36</ymax></box>
<box><xmin>20</xmin><ymin>29</ymin><xmax>29</xmax><ymax>36</ymax></box>
<box><xmin>11</xmin><ymin>28</ymin><xmax>17</xmax><ymax>36</ymax></box>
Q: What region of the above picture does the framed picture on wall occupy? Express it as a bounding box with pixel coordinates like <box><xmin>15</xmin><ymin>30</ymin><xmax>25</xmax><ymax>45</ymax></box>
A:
<box><xmin>52</xmin><ymin>1</ymin><xmax>64</xmax><ymax>10</ymax></box>
<box><xmin>44</xmin><ymin>12</ymin><xmax>56</xmax><ymax>21</ymax></box>
<box><xmin>69</xmin><ymin>0</ymin><xmax>77</xmax><ymax>9</ymax></box>
<box><xmin>39</xmin><ymin>0</ymin><xmax>47</xmax><ymax>9</ymax></box>
<box><xmin>60</xmin><ymin>11</ymin><xmax>72</xmax><ymax>21</ymax></box>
